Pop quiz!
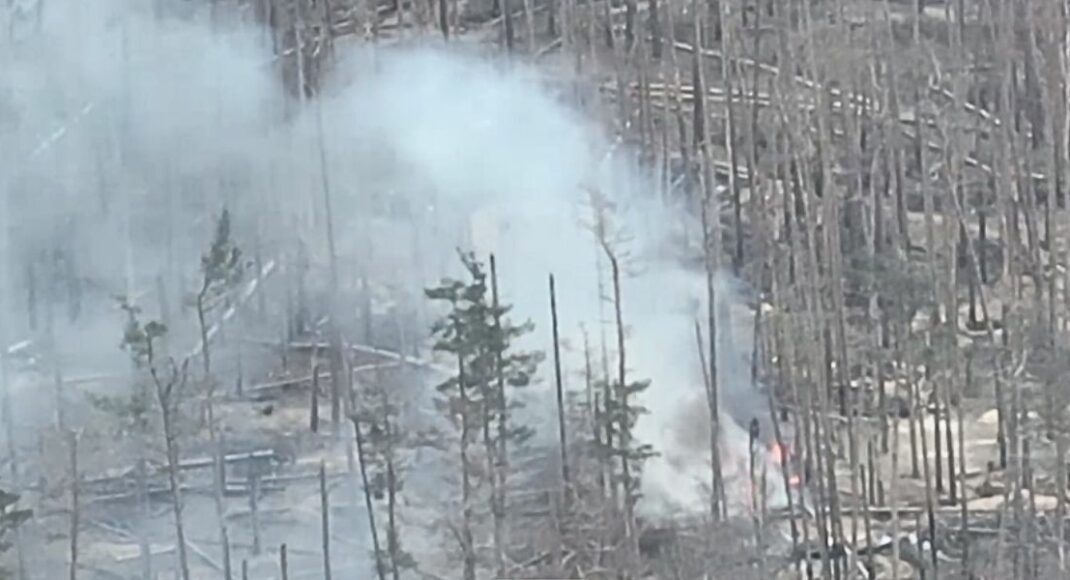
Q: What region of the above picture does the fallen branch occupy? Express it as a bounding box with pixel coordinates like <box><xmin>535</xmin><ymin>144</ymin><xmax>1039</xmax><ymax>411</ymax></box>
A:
<box><xmin>186</xmin><ymin>539</ymin><xmax>224</xmax><ymax>572</ymax></box>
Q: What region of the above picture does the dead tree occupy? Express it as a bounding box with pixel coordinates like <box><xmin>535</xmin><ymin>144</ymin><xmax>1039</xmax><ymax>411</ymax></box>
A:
<box><xmin>549</xmin><ymin>274</ymin><xmax>571</xmax><ymax>496</ymax></box>
<box><xmin>68</xmin><ymin>430</ymin><xmax>79</xmax><ymax>580</ymax></box>
<box><xmin>320</xmin><ymin>461</ymin><xmax>332</xmax><ymax>580</ymax></box>
<box><xmin>349</xmin><ymin>410</ymin><xmax>387</xmax><ymax>580</ymax></box>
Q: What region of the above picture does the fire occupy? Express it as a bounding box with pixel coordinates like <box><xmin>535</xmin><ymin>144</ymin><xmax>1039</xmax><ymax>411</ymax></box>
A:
<box><xmin>770</xmin><ymin>442</ymin><xmax>785</xmax><ymax>464</ymax></box>
<box><xmin>769</xmin><ymin>442</ymin><xmax>802</xmax><ymax>488</ymax></box>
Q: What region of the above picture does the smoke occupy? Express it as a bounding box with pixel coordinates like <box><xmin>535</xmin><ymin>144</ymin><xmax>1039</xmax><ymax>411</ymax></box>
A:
<box><xmin>2</xmin><ymin>0</ymin><xmax>282</xmax><ymax>368</ymax></box>
<box><xmin>314</xmin><ymin>47</ymin><xmax>790</xmax><ymax>516</ymax></box>
<box><xmin>1</xmin><ymin>2</ymin><xmax>789</xmax><ymax>574</ymax></box>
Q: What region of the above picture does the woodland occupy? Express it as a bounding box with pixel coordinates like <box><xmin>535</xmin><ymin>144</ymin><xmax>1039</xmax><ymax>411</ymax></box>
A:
<box><xmin>2</xmin><ymin>0</ymin><xmax>1070</xmax><ymax>579</ymax></box>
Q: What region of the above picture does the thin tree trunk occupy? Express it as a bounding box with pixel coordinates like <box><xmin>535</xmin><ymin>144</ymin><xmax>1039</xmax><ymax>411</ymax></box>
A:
<box><xmin>890</xmin><ymin>395</ymin><xmax>901</xmax><ymax>580</ymax></box>
<box><xmin>603</xmin><ymin>247</ymin><xmax>638</xmax><ymax>556</ymax></box>
<box><xmin>222</xmin><ymin>527</ymin><xmax>232</xmax><ymax>580</ymax></box>
<box><xmin>648</xmin><ymin>0</ymin><xmax>661</xmax><ymax>59</ymax></box>
<box><xmin>197</xmin><ymin>290</ymin><xmax>211</xmax><ymax>378</ymax></box>
<box><xmin>747</xmin><ymin>421</ymin><xmax>766</xmax><ymax>578</ymax></box>
<box><xmin>946</xmin><ymin>373</ymin><xmax>957</xmax><ymax>505</ymax></box>
<box><xmin>68</xmin><ymin>430</ymin><xmax>78</xmax><ymax>580</ymax></box>
<box><xmin>385</xmin><ymin>424</ymin><xmax>401</xmax><ymax>580</ymax></box>
<box><xmin>207</xmin><ymin>399</ymin><xmax>230</xmax><ymax>580</ymax></box>
<box><xmin>522</xmin><ymin>0</ymin><xmax>534</xmax><ymax>51</ymax></box>
<box><xmin>1057</xmin><ymin>430</ymin><xmax>1067</xmax><ymax>573</ymax></box>
<box><xmin>502</xmin><ymin>0</ymin><xmax>514</xmax><ymax>51</ymax></box>
<box><xmin>960</xmin><ymin>356</ymin><xmax>972</xmax><ymax>577</ymax></box>
<box><xmin>699</xmin><ymin>161</ymin><xmax>726</xmax><ymax>522</ymax></box>
<box><xmin>136</xmin><ymin>443</ymin><xmax>152</xmax><ymax>580</ymax></box>
<box><xmin>310</xmin><ymin>363</ymin><xmax>320</xmax><ymax>433</ymax></box>
<box><xmin>549</xmin><ymin>274</ymin><xmax>570</xmax><ymax>496</ymax></box>
<box><xmin>50</xmin><ymin>323</ymin><xmax>66</xmax><ymax>433</ymax></box>
<box><xmin>933</xmin><ymin>362</ymin><xmax>943</xmax><ymax>495</ymax></box>
<box><xmin>160</xmin><ymin>400</ymin><xmax>190</xmax><ymax>580</ymax></box>
<box><xmin>351</xmin><ymin>415</ymin><xmax>387</xmax><ymax>580</ymax></box>
<box><xmin>249</xmin><ymin>468</ymin><xmax>262</xmax><ymax>555</ymax></box>
<box><xmin>319</xmin><ymin>461</ymin><xmax>332</xmax><ymax>580</ymax></box>
<box><xmin>453</xmin><ymin>307</ymin><xmax>476</xmax><ymax>580</ymax></box>
<box><xmin>489</xmin><ymin>255</ymin><xmax>510</xmax><ymax>577</ymax></box>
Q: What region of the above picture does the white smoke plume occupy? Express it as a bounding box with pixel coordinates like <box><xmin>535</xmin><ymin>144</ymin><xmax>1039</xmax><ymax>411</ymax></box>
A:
<box><xmin>315</xmin><ymin>47</ymin><xmax>791</xmax><ymax>516</ymax></box>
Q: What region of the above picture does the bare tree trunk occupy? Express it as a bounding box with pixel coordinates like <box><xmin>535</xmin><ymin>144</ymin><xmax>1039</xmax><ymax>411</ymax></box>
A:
<box><xmin>197</xmin><ymin>289</ymin><xmax>211</xmax><ymax>378</ymax></box>
<box><xmin>207</xmin><ymin>398</ymin><xmax>230</xmax><ymax>579</ymax></box>
<box><xmin>489</xmin><ymin>255</ymin><xmax>510</xmax><ymax>577</ymax></box>
<box><xmin>68</xmin><ymin>430</ymin><xmax>78</xmax><ymax>580</ymax></box>
<box><xmin>319</xmin><ymin>462</ymin><xmax>332</xmax><ymax>580</ymax></box>
<box><xmin>960</xmin><ymin>356</ymin><xmax>972</xmax><ymax>576</ymax></box>
<box><xmin>310</xmin><ymin>363</ymin><xmax>320</xmax><ymax>433</ymax></box>
<box><xmin>522</xmin><ymin>0</ymin><xmax>534</xmax><ymax>51</ymax></box>
<box><xmin>280</xmin><ymin>543</ymin><xmax>288</xmax><ymax>580</ymax></box>
<box><xmin>49</xmin><ymin>322</ymin><xmax>66</xmax><ymax>434</ymax></box>
<box><xmin>136</xmin><ymin>441</ymin><xmax>152</xmax><ymax>580</ymax></box>
<box><xmin>603</xmin><ymin>247</ymin><xmax>639</xmax><ymax>557</ymax></box>
<box><xmin>328</xmin><ymin>333</ymin><xmax>344</xmax><ymax>435</ymax></box>
<box><xmin>648</xmin><ymin>0</ymin><xmax>661</xmax><ymax>59</ymax></box>
<box><xmin>351</xmin><ymin>414</ymin><xmax>386</xmax><ymax>580</ymax></box>
<box><xmin>502</xmin><ymin>0</ymin><xmax>515</xmax><ymax>51</ymax></box>
<box><xmin>767</xmin><ymin>249</ymin><xmax>801</xmax><ymax>555</ymax></box>
<box><xmin>946</xmin><ymin>373</ymin><xmax>957</xmax><ymax>505</ymax></box>
<box><xmin>453</xmin><ymin>317</ymin><xmax>476</xmax><ymax>580</ymax></box>
<box><xmin>384</xmin><ymin>422</ymin><xmax>401</xmax><ymax>580</ymax></box>
<box><xmin>223</xmin><ymin>527</ymin><xmax>232</xmax><ymax>580</ymax></box>
<box><xmin>549</xmin><ymin>274</ymin><xmax>570</xmax><ymax>497</ymax></box>
<box><xmin>890</xmin><ymin>393</ymin><xmax>901</xmax><ymax>580</ymax></box>
<box><xmin>249</xmin><ymin>468</ymin><xmax>262</xmax><ymax>555</ymax></box>
<box><xmin>747</xmin><ymin>421</ymin><xmax>766</xmax><ymax>578</ymax></box>
<box><xmin>439</xmin><ymin>0</ymin><xmax>449</xmax><ymax>38</ymax></box>
<box><xmin>933</xmin><ymin>362</ymin><xmax>943</xmax><ymax>495</ymax></box>
<box><xmin>698</xmin><ymin>147</ymin><xmax>726</xmax><ymax>522</ymax></box>
<box><xmin>996</xmin><ymin>306</ymin><xmax>1009</xmax><ymax>469</ymax></box>
<box><xmin>1058</xmin><ymin>429</ymin><xmax>1067</xmax><ymax>573</ymax></box>
<box><xmin>160</xmin><ymin>393</ymin><xmax>191</xmax><ymax>580</ymax></box>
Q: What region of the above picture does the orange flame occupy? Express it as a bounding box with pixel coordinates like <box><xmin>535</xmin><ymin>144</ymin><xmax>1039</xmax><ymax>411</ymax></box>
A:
<box><xmin>769</xmin><ymin>442</ymin><xmax>786</xmax><ymax>464</ymax></box>
<box><xmin>769</xmin><ymin>442</ymin><xmax>802</xmax><ymax>487</ymax></box>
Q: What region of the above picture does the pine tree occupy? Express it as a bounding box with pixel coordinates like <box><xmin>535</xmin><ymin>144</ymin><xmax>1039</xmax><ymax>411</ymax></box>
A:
<box><xmin>192</xmin><ymin>208</ymin><xmax>244</xmax><ymax>379</ymax></box>
<box><xmin>426</xmin><ymin>251</ymin><xmax>543</xmax><ymax>580</ymax></box>
<box><xmin>116</xmin><ymin>300</ymin><xmax>192</xmax><ymax>580</ymax></box>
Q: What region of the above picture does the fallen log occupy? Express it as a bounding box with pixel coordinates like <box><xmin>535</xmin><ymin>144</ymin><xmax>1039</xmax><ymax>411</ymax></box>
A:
<box><xmin>245</xmin><ymin>337</ymin><xmax>453</xmax><ymax>376</ymax></box>
<box><xmin>245</xmin><ymin>362</ymin><xmax>402</xmax><ymax>398</ymax></box>
<box><xmin>177</xmin><ymin>449</ymin><xmax>277</xmax><ymax>472</ymax></box>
